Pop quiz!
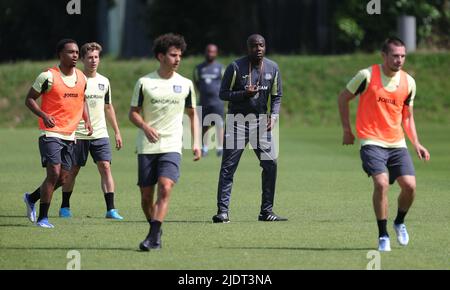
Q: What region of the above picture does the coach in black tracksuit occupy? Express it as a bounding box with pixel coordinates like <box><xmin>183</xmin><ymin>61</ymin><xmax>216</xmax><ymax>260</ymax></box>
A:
<box><xmin>212</xmin><ymin>34</ymin><xmax>287</xmax><ymax>223</ymax></box>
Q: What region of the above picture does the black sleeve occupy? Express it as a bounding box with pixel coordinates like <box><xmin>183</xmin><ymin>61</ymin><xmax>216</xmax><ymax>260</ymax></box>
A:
<box><xmin>105</xmin><ymin>87</ymin><xmax>110</xmax><ymax>104</ymax></box>
<box><xmin>270</xmin><ymin>67</ymin><xmax>282</xmax><ymax>115</ymax></box>
<box><xmin>185</xmin><ymin>87</ymin><xmax>193</xmax><ymax>108</ymax></box>
<box><xmin>219</xmin><ymin>63</ymin><xmax>247</xmax><ymax>101</ymax></box>
<box><xmin>404</xmin><ymin>91</ymin><xmax>412</xmax><ymax>106</ymax></box>
<box><xmin>270</xmin><ymin>95</ymin><xmax>281</xmax><ymax>115</ymax></box>
<box><xmin>193</xmin><ymin>66</ymin><xmax>199</xmax><ymax>89</ymax></box>
<box><xmin>137</xmin><ymin>85</ymin><xmax>144</xmax><ymax>107</ymax></box>
<box><xmin>354</xmin><ymin>79</ymin><xmax>367</xmax><ymax>96</ymax></box>
<box><xmin>41</xmin><ymin>80</ymin><xmax>49</xmax><ymax>94</ymax></box>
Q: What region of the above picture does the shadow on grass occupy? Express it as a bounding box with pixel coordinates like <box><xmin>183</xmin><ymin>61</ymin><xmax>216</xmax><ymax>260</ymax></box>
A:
<box><xmin>85</xmin><ymin>216</ymin><xmax>212</xmax><ymax>224</ymax></box>
<box><xmin>0</xmin><ymin>215</ymin><xmax>271</xmax><ymax>224</ymax></box>
<box><xmin>0</xmin><ymin>224</ymin><xmax>29</xmax><ymax>227</ymax></box>
<box><xmin>100</xmin><ymin>219</ymin><xmax>211</xmax><ymax>224</ymax></box>
<box><xmin>218</xmin><ymin>246</ymin><xmax>373</xmax><ymax>251</ymax></box>
<box><xmin>1</xmin><ymin>246</ymin><xmax>145</xmax><ymax>252</ymax></box>
<box><xmin>0</xmin><ymin>215</ymin><xmax>28</xmax><ymax>218</ymax></box>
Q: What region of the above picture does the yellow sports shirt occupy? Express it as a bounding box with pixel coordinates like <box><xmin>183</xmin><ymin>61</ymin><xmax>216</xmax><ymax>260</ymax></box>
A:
<box><xmin>131</xmin><ymin>71</ymin><xmax>196</xmax><ymax>154</ymax></box>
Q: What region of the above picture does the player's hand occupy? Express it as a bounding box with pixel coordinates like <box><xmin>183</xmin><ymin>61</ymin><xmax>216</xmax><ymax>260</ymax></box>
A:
<box><xmin>42</xmin><ymin>113</ymin><xmax>56</xmax><ymax>128</ymax></box>
<box><xmin>193</xmin><ymin>146</ymin><xmax>201</xmax><ymax>161</ymax></box>
<box><xmin>267</xmin><ymin>117</ymin><xmax>277</xmax><ymax>131</ymax></box>
<box><xmin>414</xmin><ymin>143</ymin><xmax>430</xmax><ymax>161</ymax></box>
<box><xmin>342</xmin><ymin>130</ymin><xmax>355</xmax><ymax>145</ymax></box>
<box><xmin>143</xmin><ymin>125</ymin><xmax>159</xmax><ymax>143</ymax></box>
<box><xmin>85</xmin><ymin>121</ymin><xmax>93</xmax><ymax>136</ymax></box>
<box><xmin>245</xmin><ymin>85</ymin><xmax>259</xmax><ymax>98</ymax></box>
<box><xmin>115</xmin><ymin>132</ymin><xmax>123</xmax><ymax>150</ymax></box>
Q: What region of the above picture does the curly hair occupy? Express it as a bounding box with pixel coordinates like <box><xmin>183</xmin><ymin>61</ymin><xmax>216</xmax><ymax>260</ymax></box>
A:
<box><xmin>152</xmin><ymin>33</ymin><xmax>187</xmax><ymax>59</ymax></box>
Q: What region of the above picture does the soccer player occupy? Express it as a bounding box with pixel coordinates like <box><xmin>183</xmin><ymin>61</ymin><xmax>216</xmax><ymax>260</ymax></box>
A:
<box><xmin>193</xmin><ymin>44</ymin><xmax>225</xmax><ymax>157</ymax></box>
<box><xmin>129</xmin><ymin>33</ymin><xmax>201</xmax><ymax>251</ymax></box>
<box><xmin>23</xmin><ymin>39</ymin><xmax>93</xmax><ymax>228</ymax></box>
<box><xmin>59</xmin><ymin>42</ymin><xmax>124</xmax><ymax>220</ymax></box>
<box><xmin>212</xmin><ymin>34</ymin><xmax>287</xmax><ymax>223</ymax></box>
<box><xmin>338</xmin><ymin>37</ymin><xmax>430</xmax><ymax>251</ymax></box>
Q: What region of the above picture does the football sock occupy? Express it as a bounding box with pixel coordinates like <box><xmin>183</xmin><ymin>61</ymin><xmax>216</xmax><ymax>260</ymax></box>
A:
<box><xmin>149</xmin><ymin>220</ymin><xmax>162</xmax><ymax>241</ymax></box>
<box><xmin>61</xmin><ymin>191</ymin><xmax>72</xmax><ymax>208</ymax></box>
<box><xmin>28</xmin><ymin>187</ymin><xmax>41</xmax><ymax>204</ymax></box>
<box><xmin>104</xmin><ymin>192</ymin><xmax>115</xmax><ymax>211</ymax></box>
<box><xmin>147</xmin><ymin>218</ymin><xmax>153</xmax><ymax>225</ymax></box>
<box><xmin>38</xmin><ymin>203</ymin><xmax>50</xmax><ymax>221</ymax></box>
<box><xmin>377</xmin><ymin>219</ymin><xmax>389</xmax><ymax>237</ymax></box>
<box><xmin>394</xmin><ymin>210</ymin><xmax>408</xmax><ymax>225</ymax></box>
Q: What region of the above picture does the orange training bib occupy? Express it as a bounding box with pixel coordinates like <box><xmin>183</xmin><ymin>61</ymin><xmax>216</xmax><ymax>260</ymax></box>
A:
<box><xmin>356</xmin><ymin>64</ymin><xmax>408</xmax><ymax>144</ymax></box>
<box><xmin>38</xmin><ymin>67</ymin><xmax>86</xmax><ymax>135</ymax></box>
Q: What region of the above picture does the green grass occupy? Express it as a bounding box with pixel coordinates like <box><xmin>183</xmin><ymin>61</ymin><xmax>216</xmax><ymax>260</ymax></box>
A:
<box><xmin>0</xmin><ymin>125</ymin><xmax>449</xmax><ymax>269</ymax></box>
<box><xmin>1</xmin><ymin>52</ymin><xmax>449</xmax><ymax>127</ymax></box>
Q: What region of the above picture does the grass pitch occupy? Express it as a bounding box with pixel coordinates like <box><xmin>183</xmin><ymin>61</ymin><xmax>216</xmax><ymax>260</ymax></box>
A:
<box><xmin>0</xmin><ymin>125</ymin><xmax>449</xmax><ymax>269</ymax></box>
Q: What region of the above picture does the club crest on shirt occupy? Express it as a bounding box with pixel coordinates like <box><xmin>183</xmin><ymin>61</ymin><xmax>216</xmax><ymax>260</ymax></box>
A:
<box><xmin>173</xmin><ymin>85</ymin><xmax>182</xmax><ymax>93</ymax></box>
<box><xmin>264</xmin><ymin>73</ymin><xmax>272</xmax><ymax>80</ymax></box>
<box><xmin>98</xmin><ymin>83</ymin><xmax>105</xmax><ymax>91</ymax></box>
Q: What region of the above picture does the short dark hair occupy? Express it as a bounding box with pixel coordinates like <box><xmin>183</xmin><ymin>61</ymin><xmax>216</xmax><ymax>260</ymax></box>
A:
<box><xmin>152</xmin><ymin>33</ymin><xmax>186</xmax><ymax>59</ymax></box>
<box><xmin>56</xmin><ymin>38</ymin><xmax>78</xmax><ymax>57</ymax></box>
<box><xmin>247</xmin><ymin>34</ymin><xmax>265</xmax><ymax>47</ymax></box>
<box><xmin>382</xmin><ymin>37</ymin><xmax>405</xmax><ymax>53</ymax></box>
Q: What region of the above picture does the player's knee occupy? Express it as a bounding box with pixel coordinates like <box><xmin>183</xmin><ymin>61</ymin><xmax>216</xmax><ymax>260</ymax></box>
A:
<box><xmin>97</xmin><ymin>161</ymin><xmax>111</xmax><ymax>172</ymax></box>
<box><xmin>374</xmin><ymin>180</ymin><xmax>389</xmax><ymax>194</ymax></box>
<box><xmin>401</xmin><ymin>181</ymin><xmax>416</xmax><ymax>194</ymax></box>
<box><xmin>158</xmin><ymin>182</ymin><xmax>173</xmax><ymax>197</ymax></box>
<box><xmin>72</xmin><ymin>166</ymin><xmax>81</xmax><ymax>176</ymax></box>
<box><xmin>141</xmin><ymin>195</ymin><xmax>152</xmax><ymax>206</ymax></box>
<box><xmin>46</xmin><ymin>168</ymin><xmax>60</xmax><ymax>184</ymax></box>
<box><xmin>159</xmin><ymin>183</ymin><xmax>172</xmax><ymax>194</ymax></box>
<box><xmin>58</xmin><ymin>175</ymin><xmax>68</xmax><ymax>187</ymax></box>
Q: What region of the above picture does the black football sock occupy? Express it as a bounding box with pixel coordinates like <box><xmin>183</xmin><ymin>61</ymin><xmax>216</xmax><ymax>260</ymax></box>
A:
<box><xmin>28</xmin><ymin>187</ymin><xmax>41</xmax><ymax>203</ymax></box>
<box><xmin>147</xmin><ymin>218</ymin><xmax>153</xmax><ymax>225</ymax></box>
<box><xmin>394</xmin><ymin>210</ymin><xmax>408</xmax><ymax>225</ymax></box>
<box><xmin>61</xmin><ymin>191</ymin><xmax>72</xmax><ymax>208</ymax></box>
<box><xmin>149</xmin><ymin>220</ymin><xmax>162</xmax><ymax>241</ymax></box>
<box><xmin>104</xmin><ymin>192</ymin><xmax>115</xmax><ymax>211</ymax></box>
<box><xmin>37</xmin><ymin>203</ymin><xmax>50</xmax><ymax>222</ymax></box>
<box><xmin>377</xmin><ymin>219</ymin><xmax>389</xmax><ymax>237</ymax></box>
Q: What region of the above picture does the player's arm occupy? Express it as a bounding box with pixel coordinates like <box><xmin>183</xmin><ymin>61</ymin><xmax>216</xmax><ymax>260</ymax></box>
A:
<box><xmin>338</xmin><ymin>88</ymin><xmax>356</xmax><ymax>145</ymax></box>
<box><xmin>82</xmin><ymin>86</ymin><xmax>93</xmax><ymax>136</ymax></box>
<box><xmin>105</xmin><ymin>104</ymin><xmax>122</xmax><ymax>150</ymax></box>
<box><xmin>268</xmin><ymin>70</ymin><xmax>282</xmax><ymax>131</ymax></box>
<box><xmin>338</xmin><ymin>70</ymin><xmax>368</xmax><ymax>145</ymax></box>
<box><xmin>25</xmin><ymin>73</ymin><xmax>56</xmax><ymax>128</ymax></box>
<box><xmin>129</xmin><ymin>107</ymin><xmax>159</xmax><ymax>143</ymax></box>
<box><xmin>185</xmin><ymin>84</ymin><xmax>201</xmax><ymax>161</ymax></box>
<box><xmin>128</xmin><ymin>82</ymin><xmax>159</xmax><ymax>143</ymax></box>
<box><xmin>193</xmin><ymin>67</ymin><xmax>199</xmax><ymax>91</ymax></box>
<box><xmin>219</xmin><ymin>64</ymin><xmax>257</xmax><ymax>101</ymax></box>
<box><xmin>186</xmin><ymin>107</ymin><xmax>201</xmax><ymax>161</ymax></box>
<box><xmin>402</xmin><ymin>105</ymin><xmax>430</xmax><ymax>161</ymax></box>
<box><xmin>104</xmin><ymin>85</ymin><xmax>122</xmax><ymax>150</ymax></box>
<box><xmin>25</xmin><ymin>87</ymin><xmax>55</xmax><ymax>128</ymax></box>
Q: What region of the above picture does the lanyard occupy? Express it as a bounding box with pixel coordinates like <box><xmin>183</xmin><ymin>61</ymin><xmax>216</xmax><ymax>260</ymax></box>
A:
<box><xmin>248</xmin><ymin>60</ymin><xmax>264</xmax><ymax>88</ymax></box>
